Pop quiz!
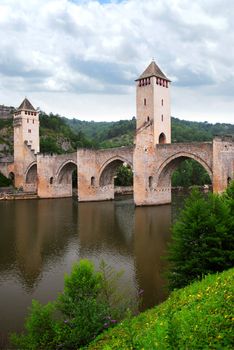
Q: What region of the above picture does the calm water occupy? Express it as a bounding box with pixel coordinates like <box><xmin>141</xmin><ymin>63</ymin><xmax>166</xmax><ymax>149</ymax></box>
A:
<box><xmin>0</xmin><ymin>194</ymin><xmax>184</xmax><ymax>347</ymax></box>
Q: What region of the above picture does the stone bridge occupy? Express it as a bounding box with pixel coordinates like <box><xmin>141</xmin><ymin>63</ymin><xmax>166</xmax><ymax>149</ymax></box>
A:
<box><xmin>0</xmin><ymin>135</ymin><xmax>233</xmax><ymax>205</ymax></box>
<box><xmin>0</xmin><ymin>61</ymin><xmax>233</xmax><ymax>205</ymax></box>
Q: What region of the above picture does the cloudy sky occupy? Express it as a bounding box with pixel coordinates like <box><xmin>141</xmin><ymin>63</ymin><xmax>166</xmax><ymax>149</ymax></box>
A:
<box><xmin>0</xmin><ymin>0</ymin><xmax>233</xmax><ymax>123</ymax></box>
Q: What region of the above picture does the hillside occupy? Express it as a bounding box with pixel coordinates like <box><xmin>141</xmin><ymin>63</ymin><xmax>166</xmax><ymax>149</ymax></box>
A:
<box><xmin>0</xmin><ymin>110</ymin><xmax>233</xmax><ymax>157</ymax></box>
<box><xmin>87</xmin><ymin>268</ymin><xmax>234</xmax><ymax>350</ymax></box>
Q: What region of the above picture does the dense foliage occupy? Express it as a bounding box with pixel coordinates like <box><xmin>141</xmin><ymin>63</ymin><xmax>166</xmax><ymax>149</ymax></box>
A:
<box><xmin>167</xmin><ymin>184</ymin><xmax>234</xmax><ymax>290</ymax></box>
<box><xmin>87</xmin><ymin>268</ymin><xmax>234</xmax><ymax>350</ymax></box>
<box><xmin>114</xmin><ymin>165</ymin><xmax>133</xmax><ymax>186</ymax></box>
<box><xmin>0</xmin><ymin>172</ymin><xmax>12</xmax><ymax>187</ymax></box>
<box><xmin>11</xmin><ymin>260</ymin><xmax>138</xmax><ymax>350</ymax></box>
<box><xmin>39</xmin><ymin>112</ymin><xmax>93</xmax><ymax>153</ymax></box>
<box><xmin>171</xmin><ymin>159</ymin><xmax>211</xmax><ymax>187</ymax></box>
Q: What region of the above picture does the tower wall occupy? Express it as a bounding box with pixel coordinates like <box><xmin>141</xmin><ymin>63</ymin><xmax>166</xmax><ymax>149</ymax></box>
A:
<box><xmin>153</xmin><ymin>78</ymin><xmax>171</xmax><ymax>145</ymax></box>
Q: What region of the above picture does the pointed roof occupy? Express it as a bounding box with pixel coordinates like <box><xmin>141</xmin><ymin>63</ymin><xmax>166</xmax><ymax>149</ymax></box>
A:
<box><xmin>136</xmin><ymin>60</ymin><xmax>171</xmax><ymax>82</ymax></box>
<box><xmin>17</xmin><ymin>98</ymin><xmax>36</xmax><ymax>112</ymax></box>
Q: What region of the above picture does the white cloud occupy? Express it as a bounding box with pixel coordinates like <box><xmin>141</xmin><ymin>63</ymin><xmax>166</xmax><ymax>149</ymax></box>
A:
<box><xmin>0</xmin><ymin>0</ymin><xmax>233</xmax><ymax>123</ymax></box>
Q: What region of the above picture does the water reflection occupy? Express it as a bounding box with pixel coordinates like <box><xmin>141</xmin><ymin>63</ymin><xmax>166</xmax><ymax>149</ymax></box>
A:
<box><xmin>0</xmin><ymin>195</ymin><xmax>182</xmax><ymax>347</ymax></box>
<box><xmin>134</xmin><ymin>205</ymin><xmax>171</xmax><ymax>308</ymax></box>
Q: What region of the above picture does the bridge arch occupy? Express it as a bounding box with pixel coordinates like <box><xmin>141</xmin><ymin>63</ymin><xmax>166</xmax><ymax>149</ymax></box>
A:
<box><xmin>99</xmin><ymin>156</ymin><xmax>133</xmax><ymax>187</ymax></box>
<box><xmin>56</xmin><ymin>160</ymin><xmax>77</xmax><ymax>185</ymax></box>
<box><xmin>156</xmin><ymin>152</ymin><xmax>212</xmax><ymax>187</ymax></box>
<box><xmin>25</xmin><ymin>162</ymin><xmax>37</xmax><ymax>184</ymax></box>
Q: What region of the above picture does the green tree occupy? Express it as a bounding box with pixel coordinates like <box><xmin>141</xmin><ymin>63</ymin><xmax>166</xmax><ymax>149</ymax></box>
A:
<box><xmin>11</xmin><ymin>259</ymin><xmax>138</xmax><ymax>350</ymax></box>
<box><xmin>167</xmin><ymin>187</ymin><xmax>234</xmax><ymax>290</ymax></box>
<box><xmin>172</xmin><ymin>159</ymin><xmax>211</xmax><ymax>187</ymax></box>
<box><xmin>114</xmin><ymin>165</ymin><xmax>133</xmax><ymax>186</ymax></box>
<box><xmin>0</xmin><ymin>172</ymin><xmax>12</xmax><ymax>187</ymax></box>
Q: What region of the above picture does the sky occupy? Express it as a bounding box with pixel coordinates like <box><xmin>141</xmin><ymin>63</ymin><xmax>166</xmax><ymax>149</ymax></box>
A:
<box><xmin>0</xmin><ymin>0</ymin><xmax>233</xmax><ymax>124</ymax></box>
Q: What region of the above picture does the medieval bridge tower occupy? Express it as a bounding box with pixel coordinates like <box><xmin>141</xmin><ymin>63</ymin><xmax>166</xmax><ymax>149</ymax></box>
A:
<box><xmin>133</xmin><ymin>61</ymin><xmax>234</xmax><ymax>206</ymax></box>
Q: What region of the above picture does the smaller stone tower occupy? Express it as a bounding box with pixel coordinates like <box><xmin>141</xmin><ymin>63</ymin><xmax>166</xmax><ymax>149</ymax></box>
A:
<box><xmin>135</xmin><ymin>60</ymin><xmax>171</xmax><ymax>145</ymax></box>
<box><xmin>13</xmin><ymin>98</ymin><xmax>39</xmax><ymax>155</ymax></box>
<box><xmin>13</xmin><ymin>98</ymin><xmax>39</xmax><ymax>189</ymax></box>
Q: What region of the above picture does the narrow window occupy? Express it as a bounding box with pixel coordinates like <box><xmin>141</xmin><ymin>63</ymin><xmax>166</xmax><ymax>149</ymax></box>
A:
<box><xmin>161</xmin><ymin>115</ymin><xmax>163</xmax><ymax>122</ymax></box>
<box><xmin>149</xmin><ymin>176</ymin><xmax>153</xmax><ymax>189</ymax></box>
<box><xmin>161</xmin><ymin>99</ymin><xmax>163</xmax><ymax>106</ymax></box>
<box><xmin>27</xmin><ymin>118</ymin><xmax>29</xmax><ymax>123</ymax></box>
<box><xmin>33</xmin><ymin>119</ymin><xmax>34</xmax><ymax>124</ymax></box>
<box><xmin>50</xmin><ymin>177</ymin><xmax>53</xmax><ymax>185</ymax></box>
<box><xmin>28</xmin><ymin>129</ymin><xmax>31</xmax><ymax>133</ymax></box>
<box><xmin>25</xmin><ymin>111</ymin><xmax>28</xmax><ymax>115</ymax></box>
<box><xmin>144</xmin><ymin>98</ymin><xmax>146</xmax><ymax>106</ymax></box>
<box><xmin>91</xmin><ymin>176</ymin><xmax>95</xmax><ymax>186</ymax></box>
<box><xmin>147</xmin><ymin>116</ymin><xmax>150</xmax><ymax>122</ymax></box>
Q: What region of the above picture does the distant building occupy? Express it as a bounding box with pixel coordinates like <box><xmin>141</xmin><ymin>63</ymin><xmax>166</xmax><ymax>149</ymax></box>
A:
<box><xmin>0</xmin><ymin>105</ymin><xmax>15</xmax><ymax>120</ymax></box>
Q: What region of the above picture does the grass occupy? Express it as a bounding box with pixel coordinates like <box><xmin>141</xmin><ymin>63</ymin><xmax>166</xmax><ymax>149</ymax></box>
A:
<box><xmin>86</xmin><ymin>268</ymin><xmax>234</xmax><ymax>350</ymax></box>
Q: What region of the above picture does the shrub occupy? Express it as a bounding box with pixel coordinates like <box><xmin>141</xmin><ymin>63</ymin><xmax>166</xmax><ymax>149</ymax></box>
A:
<box><xmin>167</xmin><ymin>186</ymin><xmax>234</xmax><ymax>290</ymax></box>
<box><xmin>11</xmin><ymin>259</ymin><xmax>137</xmax><ymax>349</ymax></box>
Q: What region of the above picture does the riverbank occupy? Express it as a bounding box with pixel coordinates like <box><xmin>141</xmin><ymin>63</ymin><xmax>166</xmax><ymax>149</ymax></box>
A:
<box><xmin>87</xmin><ymin>268</ymin><xmax>234</xmax><ymax>349</ymax></box>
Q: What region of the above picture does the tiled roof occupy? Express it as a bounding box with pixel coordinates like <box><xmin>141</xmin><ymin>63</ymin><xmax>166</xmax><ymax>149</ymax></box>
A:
<box><xmin>17</xmin><ymin>98</ymin><xmax>36</xmax><ymax>111</ymax></box>
<box><xmin>136</xmin><ymin>61</ymin><xmax>170</xmax><ymax>82</ymax></box>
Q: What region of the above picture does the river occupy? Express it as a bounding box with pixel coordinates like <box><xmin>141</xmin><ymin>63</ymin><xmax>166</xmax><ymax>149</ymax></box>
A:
<box><xmin>0</xmin><ymin>193</ymin><xmax>186</xmax><ymax>348</ymax></box>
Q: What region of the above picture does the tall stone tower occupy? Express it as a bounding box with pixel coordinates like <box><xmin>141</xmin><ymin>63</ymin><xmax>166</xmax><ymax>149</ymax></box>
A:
<box><xmin>135</xmin><ymin>60</ymin><xmax>171</xmax><ymax>145</ymax></box>
<box><xmin>133</xmin><ymin>61</ymin><xmax>171</xmax><ymax>206</ymax></box>
<box><xmin>13</xmin><ymin>98</ymin><xmax>39</xmax><ymax>188</ymax></box>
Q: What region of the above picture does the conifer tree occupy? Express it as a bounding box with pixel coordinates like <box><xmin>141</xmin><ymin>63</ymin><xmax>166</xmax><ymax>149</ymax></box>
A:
<box><xmin>167</xmin><ymin>187</ymin><xmax>234</xmax><ymax>290</ymax></box>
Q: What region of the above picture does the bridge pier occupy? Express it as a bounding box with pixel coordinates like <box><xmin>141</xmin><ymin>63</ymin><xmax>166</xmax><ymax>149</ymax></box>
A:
<box><xmin>213</xmin><ymin>136</ymin><xmax>234</xmax><ymax>193</ymax></box>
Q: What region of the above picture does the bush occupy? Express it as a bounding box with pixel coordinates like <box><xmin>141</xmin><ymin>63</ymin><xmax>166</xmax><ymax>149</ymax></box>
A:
<box><xmin>11</xmin><ymin>259</ymin><xmax>138</xmax><ymax>349</ymax></box>
<box><xmin>167</xmin><ymin>186</ymin><xmax>234</xmax><ymax>290</ymax></box>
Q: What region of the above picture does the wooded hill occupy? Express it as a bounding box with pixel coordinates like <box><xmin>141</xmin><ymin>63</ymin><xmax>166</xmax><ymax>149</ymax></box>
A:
<box><xmin>0</xmin><ymin>112</ymin><xmax>233</xmax><ymax>155</ymax></box>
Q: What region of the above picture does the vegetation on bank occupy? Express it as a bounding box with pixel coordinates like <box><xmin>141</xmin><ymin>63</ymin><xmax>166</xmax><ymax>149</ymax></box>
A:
<box><xmin>86</xmin><ymin>182</ymin><xmax>234</xmax><ymax>349</ymax></box>
<box><xmin>167</xmin><ymin>183</ymin><xmax>234</xmax><ymax>290</ymax></box>
<box><xmin>11</xmin><ymin>260</ymin><xmax>139</xmax><ymax>350</ymax></box>
<box><xmin>87</xmin><ymin>268</ymin><xmax>234</xmax><ymax>350</ymax></box>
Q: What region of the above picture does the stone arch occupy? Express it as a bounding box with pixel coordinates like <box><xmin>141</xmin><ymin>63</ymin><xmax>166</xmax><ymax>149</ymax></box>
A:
<box><xmin>8</xmin><ymin>172</ymin><xmax>15</xmax><ymax>185</ymax></box>
<box><xmin>57</xmin><ymin>160</ymin><xmax>77</xmax><ymax>185</ymax></box>
<box><xmin>25</xmin><ymin>163</ymin><xmax>37</xmax><ymax>184</ymax></box>
<box><xmin>156</xmin><ymin>152</ymin><xmax>212</xmax><ymax>187</ymax></box>
<box><xmin>159</xmin><ymin>132</ymin><xmax>166</xmax><ymax>144</ymax></box>
<box><xmin>99</xmin><ymin>156</ymin><xmax>133</xmax><ymax>187</ymax></box>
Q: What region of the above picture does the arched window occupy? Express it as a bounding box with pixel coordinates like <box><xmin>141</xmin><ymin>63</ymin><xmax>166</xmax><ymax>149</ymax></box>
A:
<box><xmin>159</xmin><ymin>133</ymin><xmax>166</xmax><ymax>144</ymax></box>
<box><xmin>149</xmin><ymin>176</ymin><xmax>153</xmax><ymax>189</ymax></box>
<box><xmin>91</xmin><ymin>176</ymin><xmax>95</xmax><ymax>186</ymax></box>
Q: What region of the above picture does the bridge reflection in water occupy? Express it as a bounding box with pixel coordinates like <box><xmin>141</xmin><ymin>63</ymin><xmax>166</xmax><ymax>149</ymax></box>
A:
<box><xmin>0</xmin><ymin>195</ymin><xmax>176</xmax><ymax>345</ymax></box>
